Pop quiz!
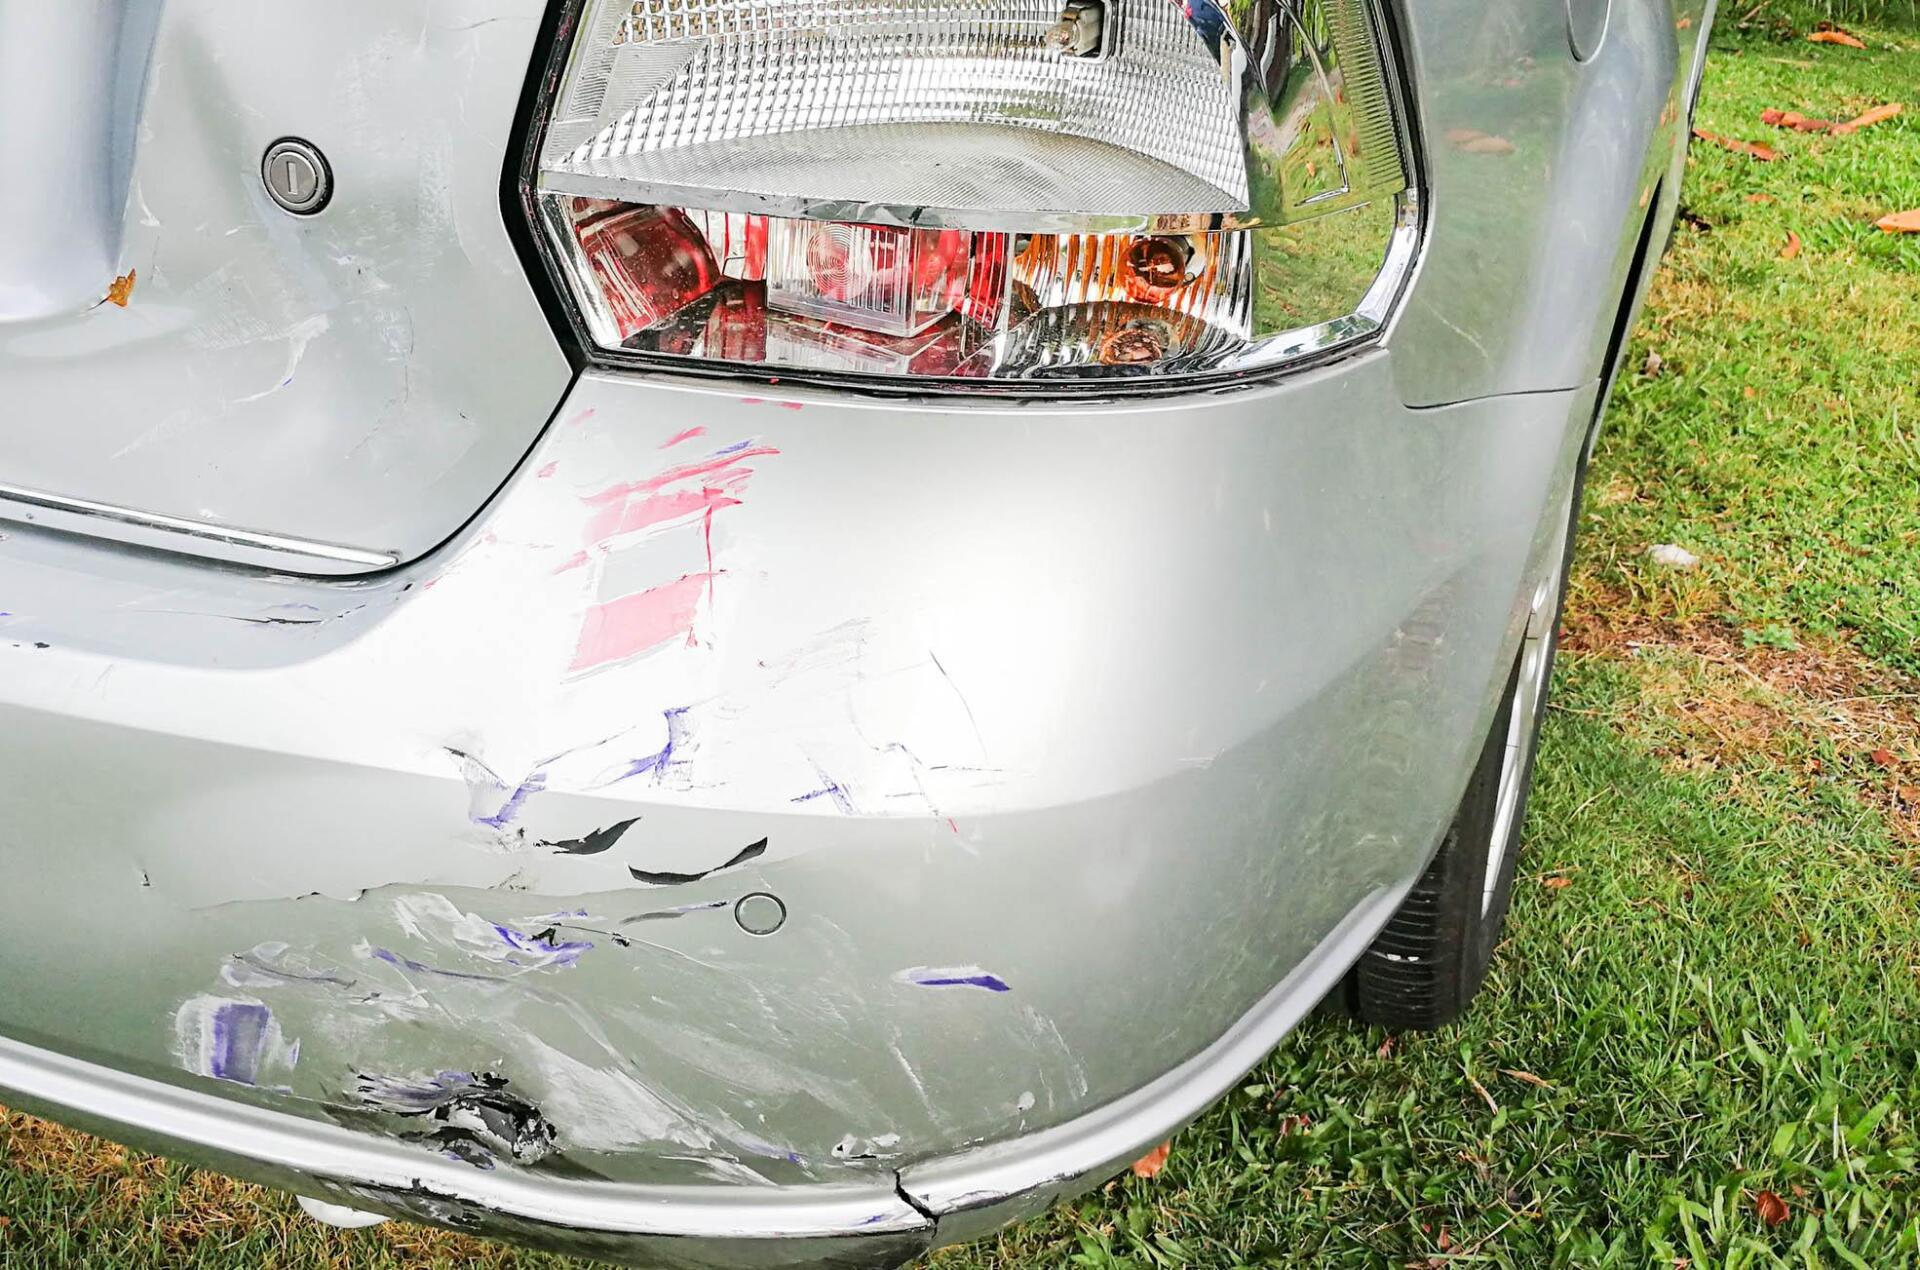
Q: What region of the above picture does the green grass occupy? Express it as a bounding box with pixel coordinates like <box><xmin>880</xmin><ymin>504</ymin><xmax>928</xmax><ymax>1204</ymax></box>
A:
<box><xmin>6</xmin><ymin>20</ymin><xmax>1920</xmax><ymax>1270</ymax></box>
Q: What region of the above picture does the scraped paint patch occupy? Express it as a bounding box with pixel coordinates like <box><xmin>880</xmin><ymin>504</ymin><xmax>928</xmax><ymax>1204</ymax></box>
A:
<box><xmin>581</xmin><ymin>485</ymin><xmax>742</xmax><ymax>546</ymax></box>
<box><xmin>538</xmin><ymin>816</ymin><xmax>639</xmax><ymax>856</ymax></box>
<box><xmin>222</xmin><ymin>942</ymin><xmax>357</xmax><ymax>990</ymax></box>
<box><xmin>369</xmin><ymin>947</ymin><xmax>505</xmax><ymax>982</ymax></box>
<box><xmin>570</xmin><ymin>571</ymin><xmax>711</xmax><ymax>672</ymax></box>
<box><xmin>897</xmin><ymin>966</ymin><xmax>1012</xmax><ymax>993</ymax></box>
<box><xmin>390</xmin><ymin>894</ymin><xmax>594</xmax><ymax>971</ymax></box>
<box><xmin>629</xmin><ymin>836</ymin><xmax>767</xmax><ymax>886</ymax></box>
<box><xmin>514</xmin><ymin>1036</ymin><xmax>716</xmax><ymax>1152</ymax></box>
<box><xmin>606</xmin><ymin>706</ymin><xmax>691</xmax><ymax>786</ymax></box>
<box><xmin>620</xmin><ymin>898</ymin><xmax>730</xmax><ymax>925</ymax></box>
<box><xmin>351</xmin><ymin>1070</ymin><xmax>556</xmax><ymax>1167</ymax></box>
<box><xmin>584</xmin><ymin>447</ymin><xmax>778</xmax><ymax>514</ymax></box>
<box><xmin>445</xmin><ymin>748</ymin><xmax>547</xmax><ymax>829</ymax></box>
<box><xmin>173</xmin><ymin>996</ymin><xmax>298</xmax><ymax>1085</ymax></box>
<box><xmin>790</xmin><ymin>761</ymin><xmax>855</xmax><ymax>813</ymax></box>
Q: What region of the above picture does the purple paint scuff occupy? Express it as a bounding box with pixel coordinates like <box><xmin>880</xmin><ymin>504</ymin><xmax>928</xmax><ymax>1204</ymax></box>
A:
<box><xmin>607</xmin><ymin>707</ymin><xmax>692</xmax><ymax>786</ymax></box>
<box><xmin>790</xmin><ymin>759</ymin><xmax>855</xmax><ymax>813</ymax></box>
<box><xmin>370</xmin><ymin>947</ymin><xmax>504</xmax><ymax>982</ymax></box>
<box><xmin>172</xmin><ymin>996</ymin><xmax>297</xmax><ymax>1087</ymax></box>
<box><xmin>898</xmin><ymin>965</ymin><xmax>1012</xmax><ymax>993</ymax></box>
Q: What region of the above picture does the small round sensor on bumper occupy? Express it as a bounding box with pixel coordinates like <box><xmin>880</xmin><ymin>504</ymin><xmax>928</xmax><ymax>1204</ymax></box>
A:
<box><xmin>734</xmin><ymin>892</ymin><xmax>787</xmax><ymax>936</ymax></box>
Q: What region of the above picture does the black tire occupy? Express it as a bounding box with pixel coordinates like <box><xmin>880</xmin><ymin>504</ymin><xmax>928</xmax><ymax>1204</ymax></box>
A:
<box><xmin>1346</xmin><ymin>492</ymin><xmax>1579</xmax><ymax>1031</ymax></box>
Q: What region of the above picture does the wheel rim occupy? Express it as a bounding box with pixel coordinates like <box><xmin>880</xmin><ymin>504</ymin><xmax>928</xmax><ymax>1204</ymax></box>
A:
<box><xmin>1481</xmin><ymin>518</ymin><xmax>1568</xmax><ymax>916</ymax></box>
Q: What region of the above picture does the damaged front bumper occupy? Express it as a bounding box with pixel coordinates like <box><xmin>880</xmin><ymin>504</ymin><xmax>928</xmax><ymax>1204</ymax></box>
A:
<box><xmin>0</xmin><ymin>354</ymin><xmax>1593</xmax><ymax>1265</ymax></box>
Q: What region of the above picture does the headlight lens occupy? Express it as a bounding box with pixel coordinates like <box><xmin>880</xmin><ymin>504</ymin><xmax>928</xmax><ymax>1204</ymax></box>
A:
<box><xmin>524</xmin><ymin>0</ymin><xmax>1417</xmax><ymax>388</ymax></box>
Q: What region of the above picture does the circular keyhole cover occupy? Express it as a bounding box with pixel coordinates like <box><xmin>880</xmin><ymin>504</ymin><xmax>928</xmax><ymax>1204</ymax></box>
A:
<box><xmin>262</xmin><ymin>138</ymin><xmax>332</xmax><ymax>215</ymax></box>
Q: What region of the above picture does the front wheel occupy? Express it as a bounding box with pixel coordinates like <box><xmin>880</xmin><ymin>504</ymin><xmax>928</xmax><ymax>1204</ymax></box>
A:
<box><xmin>1346</xmin><ymin>491</ymin><xmax>1575</xmax><ymax>1030</ymax></box>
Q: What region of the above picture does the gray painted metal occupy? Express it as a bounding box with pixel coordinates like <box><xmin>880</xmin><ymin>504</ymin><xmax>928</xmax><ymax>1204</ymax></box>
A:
<box><xmin>0</xmin><ymin>0</ymin><xmax>162</xmax><ymax>321</ymax></box>
<box><xmin>0</xmin><ymin>1</ymin><xmax>571</xmax><ymax>570</ymax></box>
<box><xmin>0</xmin><ymin>358</ymin><xmax>1595</xmax><ymax>1261</ymax></box>
<box><xmin>0</xmin><ymin>0</ymin><xmax>1705</xmax><ymax>1261</ymax></box>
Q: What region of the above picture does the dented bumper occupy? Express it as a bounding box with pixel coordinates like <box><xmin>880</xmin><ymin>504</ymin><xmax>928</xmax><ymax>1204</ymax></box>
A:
<box><xmin>0</xmin><ymin>356</ymin><xmax>1592</xmax><ymax>1265</ymax></box>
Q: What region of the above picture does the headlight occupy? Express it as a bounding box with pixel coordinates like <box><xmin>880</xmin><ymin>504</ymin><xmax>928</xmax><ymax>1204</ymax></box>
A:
<box><xmin>519</xmin><ymin>0</ymin><xmax>1418</xmax><ymax>390</ymax></box>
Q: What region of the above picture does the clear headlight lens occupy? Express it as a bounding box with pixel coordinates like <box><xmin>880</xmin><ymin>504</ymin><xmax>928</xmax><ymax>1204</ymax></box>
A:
<box><xmin>524</xmin><ymin>0</ymin><xmax>1417</xmax><ymax>388</ymax></box>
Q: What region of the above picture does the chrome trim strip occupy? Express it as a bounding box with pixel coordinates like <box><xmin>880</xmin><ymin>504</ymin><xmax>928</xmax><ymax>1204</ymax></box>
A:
<box><xmin>901</xmin><ymin>882</ymin><xmax>1408</xmax><ymax>1227</ymax></box>
<box><xmin>0</xmin><ymin>1033</ymin><xmax>928</xmax><ymax>1243</ymax></box>
<box><xmin>0</xmin><ymin>483</ymin><xmax>400</xmax><ymax>570</ymax></box>
<box><xmin>0</xmin><ymin>880</ymin><xmax>1411</xmax><ymax>1256</ymax></box>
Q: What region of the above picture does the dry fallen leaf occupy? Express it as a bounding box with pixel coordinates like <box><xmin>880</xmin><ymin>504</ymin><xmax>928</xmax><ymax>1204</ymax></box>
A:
<box><xmin>1542</xmin><ymin>876</ymin><xmax>1573</xmax><ymax>890</ymax></box>
<box><xmin>1746</xmin><ymin>193</ymin><xmax>1777</xmax><ymax>204</ymax></box>
<box><xmin>1762</xmin><ymin>108</ymin><xmax>1838</xmax><ymax>133</ymax></box>
<box><xmin>1130</xmin><ymin>1142</ymin><xmax>1171</xmax><ymax>1179</ymax></box>
<box><xmin>1377</xmin><ymin>1035</ymin><xmax>1397</xmax><ymax>1059</ymax></box>
<box><xmin>1693</xmin><ymin>129</ymin><xmax>1781</xmax><ymax>161</ymax></box>
<box><xmin>1876</xmin><ymin>209</ymin><xmax>1920</xmax><ymax>233</ymax></box>
<box><xmin>1808</xmin><ymin>29</ymin><xmax>1867</xmax><ymax>48</ymax></box>
<box><xmin>1780</xmin><ymin>231</ymin><xmax>1803</xmax><ymax>260</ymax></box>
<box><xmin>1501</xmin><ymin>1068</ymin><xmax>1553</xmax><ymax>1088</ymax></box>
<box><xmin>1834</xmin><ymin>102</ymin><xmax>1903</xmax><ymax>133</ymax></box>
<box><xmin>1870</xmin><ymin>748</ymin><xmax>1898</xmax><ymax>768</ymax></box>
<box><xmin>105</xmin><ymin>269</ymin><xmax>136</xmax><ymax>307</ymax></box>
<box><xmin>1753</xmin><ymin>1189</ymin><xmax>1790</xmax><ymax>1227</ymax></box>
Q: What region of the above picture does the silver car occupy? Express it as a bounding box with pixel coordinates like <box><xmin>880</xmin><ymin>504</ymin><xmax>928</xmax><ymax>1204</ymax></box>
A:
<box><xmin>0</xmin><ymin>0</ymin><xmax>1710</xmax><ymax>1263</ymax></box>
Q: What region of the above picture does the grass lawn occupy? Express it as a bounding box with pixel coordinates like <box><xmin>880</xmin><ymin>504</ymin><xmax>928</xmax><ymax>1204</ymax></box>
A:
<box><xmin>6</xmin><ymin>15</ymin><xmax>1920</xmax><ymax>1269</ymax></box>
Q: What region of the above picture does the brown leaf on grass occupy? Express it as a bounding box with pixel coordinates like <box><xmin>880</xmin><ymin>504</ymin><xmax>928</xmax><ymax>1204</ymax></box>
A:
<box><xmin>1876</xmin><ymin>209</ymin><xmax>1920</xmax><ymax>233</ymax></box>
<box><xmin>104</xmin><ymin>269</ymin><xmax>136</xmax><ymax>307</ymax></box>
<box><xmin>1501</xmin><ymin>1068</ymin><xmax>1553</xmax><ymax>1088</ymax></box>
<box><xmin>1377</xmin><ymin>1034</ymin><xmax>1397</xmax><ymax>1059</ymax></box>
<box><xmin>1542</xmin><ymin>875</ymin><xmax>1573</xmax><ymax>890</ymax></box>
<box><xmin>1693</xmin><ymin>129</ymin><xmax>1780</xmax><ymax>161</ymax></box>
<box><xmin>1762</xmin><ymin>108</ymin><xmax>1838</xmax><ymax>133</ymax></box>
<box><xmin>1834</xmin><ymin>102</ymin><xmax>1903</xmax><ymax>134</ymax></box>
<box><xmin>1130</xmin><ymin>1142</ymin><xmax>1171</xmax><ymax>1179</ymax></box>
<box><xmin>1780</xmin><ymin>231</ymin><xmax>1803</xmax><ymax>259</ymax></box>
<box><xmin>1276</xmin><ymin>1113</ymin><xmax>1313</xmax><ymax>1136</ymax></box>
<box><xmin>1746</xmin><ymin>193</ymin><xmax>1777</xmax><ymax>204</ymax></box>
<box><xmin>1753</xmin><ymin>1188</ymin><xmax>1791</xmax><ymax>1227</ymax></box>
<box><xmin>1465</xmin><ymin>1072</ymin><xmax>1498</xmax><ymax>1113</ymax></box>
<box><xmin>1807</xmin><ymin>29</ymin><xmax>1867</xmax><ymax>48</ymax></box>
<box><xmin>1871</xmin><ymin>748</ymin><xmax>1898</xmax><ymax>768</ymax></box>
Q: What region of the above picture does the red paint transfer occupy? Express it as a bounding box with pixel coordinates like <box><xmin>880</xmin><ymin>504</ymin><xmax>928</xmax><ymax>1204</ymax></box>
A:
<box><xmin>570</xmin><ymin>572</ymin><xmax>714</xmax><ymax>672</ymax></box>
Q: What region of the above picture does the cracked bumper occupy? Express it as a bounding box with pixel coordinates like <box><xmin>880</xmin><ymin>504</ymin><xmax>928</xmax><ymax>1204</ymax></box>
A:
<box><xmin>0</xmin><ymin>355</ymin><xmax>1593</xmax><ymax>1264</ymax></box>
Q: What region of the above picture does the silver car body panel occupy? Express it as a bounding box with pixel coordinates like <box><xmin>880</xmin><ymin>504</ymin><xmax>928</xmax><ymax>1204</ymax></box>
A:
<box><xmin>0</xmin><ymin>357</ymin><xmax>1594</xmax><ymax>1261</ymax></box>
<box><xmin>0</xmin><ymin>0</ymin><xmax>1707</xmax><ymax>1262</ymax></box>
<box><xmin>0</xmin><ymin>0</ymin><xmax>569</xmax><ymax>570</ymax></box>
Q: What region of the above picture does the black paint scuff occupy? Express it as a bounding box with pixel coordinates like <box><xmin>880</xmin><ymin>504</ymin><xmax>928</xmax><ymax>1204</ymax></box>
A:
<box><xmin>629</xmin><ymin>837</ymin><xmax>768</xmax><ymax>885</ymax></box>
<box><xmin>539</xmin><ymin>817</ymin><xmax>640</xmax><ymax>856</ymax></box>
